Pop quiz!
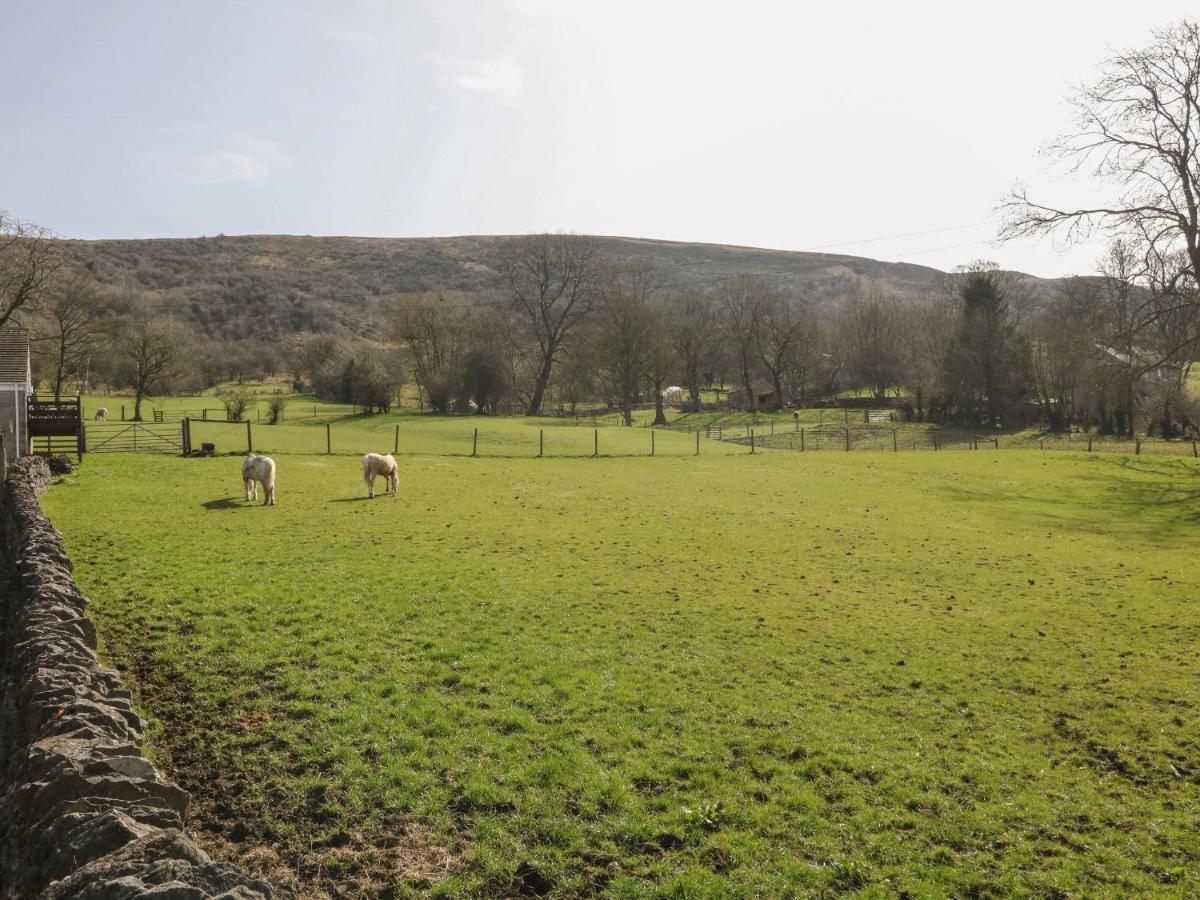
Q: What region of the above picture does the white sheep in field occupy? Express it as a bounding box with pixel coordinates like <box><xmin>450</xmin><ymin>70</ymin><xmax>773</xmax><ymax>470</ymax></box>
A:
<box><xmin>241</xmin><ymin>454</ymin><xmax>276</xmax><ymax>506</ymax></box>
<box><xmin>362</xmin><ymin>452</ymin><xmax>398</xmax><ymax>498</ymax></box>
<box><xmin>662</xmin><ymin>386</ymin><xmax>684</xmax><ymax>407</ymax></box>
<box><xmin>94</xmin><ymin>408</ymin><xmax>107</xmax><ymax>421</ymax></box>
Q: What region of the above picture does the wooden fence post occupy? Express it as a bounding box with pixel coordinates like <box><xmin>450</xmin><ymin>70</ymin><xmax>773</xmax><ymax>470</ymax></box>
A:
<box><xmin>538</xmin><ymin>429</ymin><xmax>543</xmax><ymax>458</ymax></box>
<box><xmin>1193</xmin><ymin>440</ymin><xmax>1198</xmax><ymax>458</ymax></box>
<box><xmin>594</xmin><ymin>429</ymin><xmax>598</xmax><ymax>457</ymax></box>
<box><xmin>181</xmin><ymin>418</ymin><xmax>190</xmax><ymax>456</ymax></box>
<box><xmin>845</xmin><ymin>428</ymin><xmax>850</xmax><ymax>451</ymax></box>
<box><xmin>695</xmin><ymin>431</ymin><xmax>700</xmax><ymax>455</ymax></box>
<box><xmin>326</xmin><ymin>423</ymin><xmax>331</xmax><ymax>455</ymax></box>
<box><xmin>993</xmin><ymin>437</ymin><xmax>999</xmax><ymax>449</ymax></box>
<box><xmin>651</xmin><ymin>430</ymin><xmax>655</xmax><ymax>456</ymax></box>
<box><xmin>246</xmin><ymin>420</ymin><xmax>252</xmax><ymax>454</ymax></box>
<box><xmin>474</xmin><ymin>428</ymin><xmax>480</xmax><ymax>458</ymax></box>
<box><xmin>394</xmin><ymin>424</ymin><xmax>399</xmax><ymax>455</ymax></box>
<box><xmin>121</xmin><ymin>404</ymin><xmax>125</xmax><ymax>421</ymax></box>
<box><xmin>800</xmin><ymin>428</ymin><xmax>805</xmax><ymax>452</ymax></box>
<box><xmin>750</xmin><ymin>429</ymin><xmax>755</xmax><ymax>453</ymax></box>
<box><xmin>892</xmin><ymin>429</ymin><xmax>898</xmax><ymax>452</ymax></box>
<box><xmin>1136</xmin><ymin>438</ymin><xmax>1142</xmax><ymax>455</ymax></box>
<box><xmin>933</xmin><ymin>436</ymin><xmax>939</xmax><ymax>451</ymax></box>
<box><xmin>1087</xmin><ymin>436</ymin><xmax>1093</xmax><ymax>452</ymax></box>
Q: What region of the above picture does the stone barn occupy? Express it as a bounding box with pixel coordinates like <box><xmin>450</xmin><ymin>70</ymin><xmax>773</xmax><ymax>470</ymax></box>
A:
<box><xmin>0</xmin><ymin>327</ymin><xmax>32</xmax><ymax>463</ymax></box>
<box><xmin>727</xmin><ymin>379</ymin><xmax>779</xmax><ymax>411</ymax></box>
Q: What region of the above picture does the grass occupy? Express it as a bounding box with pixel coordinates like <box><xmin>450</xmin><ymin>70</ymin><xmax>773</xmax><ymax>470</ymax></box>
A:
<box><xmin>40</xmin><ymin>424</ymin><xmax>1200</xmax><ymax>897</ymax></box>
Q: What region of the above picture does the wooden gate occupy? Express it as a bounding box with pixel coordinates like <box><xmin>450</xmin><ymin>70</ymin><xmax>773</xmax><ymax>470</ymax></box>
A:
<box><xmin>84</xmin><ymin>422</ymin><xmax>183</xmax><ymax>454</ymax></box>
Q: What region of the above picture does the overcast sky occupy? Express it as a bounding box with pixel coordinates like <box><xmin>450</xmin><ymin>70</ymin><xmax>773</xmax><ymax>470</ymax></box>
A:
<box><xmin>2</xmin><ymin>1</ymin><xmax>1195</xmax><ymax>277</ymax></box>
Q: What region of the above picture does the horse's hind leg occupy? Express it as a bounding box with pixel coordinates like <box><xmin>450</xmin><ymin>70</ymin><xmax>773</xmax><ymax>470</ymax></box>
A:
<box><xmin>245</xmin><ymin>478</ymin><xmax>256</xmax><ymax>501</ymax></box>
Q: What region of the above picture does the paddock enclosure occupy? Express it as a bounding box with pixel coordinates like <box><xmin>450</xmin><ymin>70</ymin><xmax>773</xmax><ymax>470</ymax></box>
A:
<box><xmin>40</xmin><ymin>445</ymin><xmax>1200</xmax><ymax>897</ymax></box>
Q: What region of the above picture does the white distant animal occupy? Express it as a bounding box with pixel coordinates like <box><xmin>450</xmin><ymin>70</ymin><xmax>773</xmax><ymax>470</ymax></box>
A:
<box><xmin>94</xmin><ymin>408</ymin><xmax>108</xmax><ymax>421</ymax></box>
<box><xmin>241</xmin><ymin>454</ymin><xmax>276</xmax><ymax>506</ymax></box>
<box><xmin>662</xmin><ymin>386</ymin><xmax>684</xmax><ymax>406</ymax></box>
<box><xmin>362</xmin><ymin>452</ymin><xmax>399</xmax><ymax>498</ymax></box>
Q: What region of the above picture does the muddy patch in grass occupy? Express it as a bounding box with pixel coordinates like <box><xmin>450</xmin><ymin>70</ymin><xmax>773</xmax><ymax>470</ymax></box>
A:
<box><xmin>103</xmin><ymin>622</ymin><xmax>464</xmax><ymax>898</ymax></box>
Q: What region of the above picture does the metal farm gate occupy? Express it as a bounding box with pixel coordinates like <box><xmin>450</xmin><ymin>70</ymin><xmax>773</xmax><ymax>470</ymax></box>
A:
<box><xmin>83</xmin><ymin>421</ymin><xmax>183</xmax><ymax>454</ymax></box>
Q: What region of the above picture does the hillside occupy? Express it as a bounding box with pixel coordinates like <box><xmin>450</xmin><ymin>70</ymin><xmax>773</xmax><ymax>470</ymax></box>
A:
<box><xmin>58</xmin><ymin>233</ymin><xmax>1059</xmax><ymax>341</ymax></box>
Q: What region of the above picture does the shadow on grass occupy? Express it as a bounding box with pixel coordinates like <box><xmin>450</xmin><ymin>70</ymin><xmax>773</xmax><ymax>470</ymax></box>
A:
<box><xmin>201</xmin><ymin>497</ymin><xmax>242</xmax><ymax>510</ymax></box>
<box><xmin>329</xmin><ymin>496</ymin><xmax>373</xmax><ymax>503</ymax></box>
<box><xmin>940</xmin><ymin>454</ymin><xmax>1200</xmax><ymax>544</ymax></box>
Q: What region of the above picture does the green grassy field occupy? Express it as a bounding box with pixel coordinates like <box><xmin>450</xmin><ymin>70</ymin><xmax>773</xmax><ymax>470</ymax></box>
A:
<box><xmin>40</xmin><ymin>427</ymin><xmax>1200</xmax><ymax>897</ymax></box>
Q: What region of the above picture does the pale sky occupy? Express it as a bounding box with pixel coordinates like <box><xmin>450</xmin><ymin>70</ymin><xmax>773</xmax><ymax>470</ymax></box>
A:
<box><xmin>2</xmin><ymin>1</ymin><xmax>1196</xmax><ymax>278</ymax></box>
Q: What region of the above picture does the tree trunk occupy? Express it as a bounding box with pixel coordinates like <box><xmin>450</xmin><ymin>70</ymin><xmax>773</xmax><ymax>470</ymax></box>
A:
<box><xmin>770</xmin><ymin>371</ymin><xmax>785</xmax><ymax>412</ymax></box>
<box><xmin>741</xmin><ymin>366</ymin><xmax>756</xmax><ymax>413</ymax></box>
<box><xmin>529</xmin><ymin>357</ymin><xmax>554</xmax><ymax>416</ymax></box>
<box><xmin>133</xmin><ymin>391</ymin><xmax>144</xmax><ymax>422</ymax></box>
<box><xmin>652</xmin><ymin>389</ymin><xmax>667</xmax><ymax>426</ymax></box>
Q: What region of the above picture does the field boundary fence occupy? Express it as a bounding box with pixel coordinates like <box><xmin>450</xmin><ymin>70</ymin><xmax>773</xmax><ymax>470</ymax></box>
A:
<box><xmin>717</xmin><ymin>423</ymin><xmax>1200</xmax><ymax>458</ymax></box>
<box><xmin>66</xmin><ymin>414</ymin><xmax>1200</xmax><ymax>461</ymax></box>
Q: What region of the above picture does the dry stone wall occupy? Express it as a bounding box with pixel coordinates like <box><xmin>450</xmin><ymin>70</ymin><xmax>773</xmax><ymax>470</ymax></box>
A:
<box><xmin>0</xmin><ymin>456</ymin><xmax>272</xmax><ymax>899</ymax></box>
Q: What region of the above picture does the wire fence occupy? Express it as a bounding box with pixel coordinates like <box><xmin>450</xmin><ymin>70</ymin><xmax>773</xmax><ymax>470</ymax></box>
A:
<box><xmin>722</xmin><ymin>424</ymin><xmax>1200</xmax><ymax>458</ymax></box>
<box><xmin>76</xmin><ymin>414</ymin><xmax>1200</xmax><ymax>462</ymax></box>
<box><xmin>178</xmin><ymin>418</ymin><xmax>717</xmax><ymax>459</ymax></box>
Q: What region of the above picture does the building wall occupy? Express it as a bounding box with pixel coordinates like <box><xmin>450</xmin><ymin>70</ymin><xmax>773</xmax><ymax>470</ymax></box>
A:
<box><xmin>0</xmin><ymin>386</ymin><xmax>29</xmax><ymax>461</ymax></box>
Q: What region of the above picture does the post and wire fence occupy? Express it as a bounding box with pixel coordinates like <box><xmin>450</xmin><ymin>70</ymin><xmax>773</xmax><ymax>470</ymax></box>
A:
<box><xmin>80</xmin><ymin>411</ymin><xmax>1200</xmax><ymax>461</ymax></box>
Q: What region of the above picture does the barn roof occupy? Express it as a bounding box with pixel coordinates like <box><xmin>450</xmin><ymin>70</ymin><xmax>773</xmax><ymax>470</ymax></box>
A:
<box><xmin>729</xmin><ymin>379</ymin><xmax>776</xmax><ymax>396</ymax></box>
<box><xmin>0</xmin><ymin>328</ymin><xmax>31</xmax><ymax>384</ymax></box>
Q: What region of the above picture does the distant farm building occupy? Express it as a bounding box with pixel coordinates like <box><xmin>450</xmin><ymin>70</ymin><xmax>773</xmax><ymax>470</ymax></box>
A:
<box><xmin>727</xmin><ymin>380</ymin><xmax>779</xmax><ymax>410</ymax></box>
<box><xmin>0</xmin><ymin>328</ymin><xmax>32</xmax><ymax>462</ymax></box>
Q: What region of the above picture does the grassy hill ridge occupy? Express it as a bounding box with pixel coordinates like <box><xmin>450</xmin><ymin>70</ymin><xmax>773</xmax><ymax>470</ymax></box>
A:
<box><xmin>57</xmin><ymin>233</ymin><xmax>1065</xmax><ymax>341</ymax></box>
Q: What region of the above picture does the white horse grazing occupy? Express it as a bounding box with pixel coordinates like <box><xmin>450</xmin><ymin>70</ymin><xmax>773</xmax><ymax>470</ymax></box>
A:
<box><xmin>362</xmin><ymin>452</ymin><xmax>398</xmax><ymax>498</ymax></box>
<box><xmin>241</xmin><ymin>454</ymin><xmax>276</xmax><ymax>506</ymax></box>
<box><xmin>94</xmin><ymin>408</ymin><xmax>108</xmax><ymax>421</ymax></box>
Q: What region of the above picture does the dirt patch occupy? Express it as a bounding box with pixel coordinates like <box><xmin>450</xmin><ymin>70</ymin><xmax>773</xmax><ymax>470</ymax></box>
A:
<box><xmin>102</xmin><ymin>622</ymin><xmax>464</xmax><ymax>898</ymax></box>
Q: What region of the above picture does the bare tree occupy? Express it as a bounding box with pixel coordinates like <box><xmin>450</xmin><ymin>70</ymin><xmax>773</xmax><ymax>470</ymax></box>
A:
<box><xmin>497</xmin><ymin>234</ymin><xmax>605</xmax><ymax>415</ymax></box>
<box><xmin>388</xmin><ymin>292</ymin><xmax>471</xmax><ymax>407</ymax></box>
<box><xmin>0</xmin><ymin>211</ymin><xmax>62</xmax><ymax>327</ymax></box>
<box><xmin>1028</xmin><ymin>278</ymin><xmax>1104</xmax><ymax>429</ymax></box>
<box><xmin>670</xmin><ymin>290</ymin><xmax>720</xmax><ymax>413</ymax></box>
<box><xmin>755</xmin><ymin>288</ymin><xmax>813</xmax><ymax>410</ymax></box>
<box><xmin>717</xmin><ymin>275</ymin><xmax>767</xmax><ymax>412</ymax></box>
<box><xmin>1002</xmin><ymin>21</ymin><xmax>1200</xmax><ymax>295</ymax></box>
<box><xmin>897</xmin><ymin>294</ymin><xmax>955</xmax><ymax>421</ymax></box>
<box><xmin>33</xmin><ymin>270</ymin><xmax>106</xmax><ymax>401</ymax></box>
<box><xmin>837</xmin><ymin>290</ymin><xmax>903</xmax><ymax>401</ymax></box>
<box><xmin>121</xmin><ymin>318</ymin><xmax>182</xmax><ymax>421</ymax></box>
<box><xmin>550</xmin><ymin>346</ymin><xmax>595</xmax><ymax>415</ymax></box>
<box><xmin>591</xmin><ymin>265</ymin><xmax>659</xmax><ymax>426</ymax></box>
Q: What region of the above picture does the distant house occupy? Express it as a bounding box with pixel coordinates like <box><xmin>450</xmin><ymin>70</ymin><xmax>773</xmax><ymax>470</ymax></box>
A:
<box><xmin>727</xmin><ymin>379</ymin><xmax>779</xmax><ymax>411</ymax></box>
<box><xmin>0</xmin><ymin>328</ymin><xmax>32</xmax><ymax>462</ymax></box>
